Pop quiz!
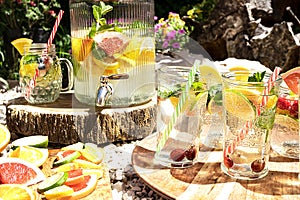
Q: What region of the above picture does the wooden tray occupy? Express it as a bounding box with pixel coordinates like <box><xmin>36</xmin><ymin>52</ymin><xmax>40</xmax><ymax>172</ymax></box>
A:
<box><xmin>35</xmin><ymin>149</ymin><xmax>112</xmax><ymax>200</ymax></box>
<box><xmin>132</xmin><ymin>134</ymin><xmax>300</xmax><ymax>199</ymax></box>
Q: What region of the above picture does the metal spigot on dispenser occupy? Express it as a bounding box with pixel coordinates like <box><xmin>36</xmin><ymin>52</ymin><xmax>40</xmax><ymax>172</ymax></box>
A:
<box><xmin>69</xmin><ymin>0</ymin><xmax>156</xmax><ymax>107</ymax></box>
<box><xmin>96</xmin><ymin>73</ymin><xmax>129</xmax><ymax>107</ymax></box>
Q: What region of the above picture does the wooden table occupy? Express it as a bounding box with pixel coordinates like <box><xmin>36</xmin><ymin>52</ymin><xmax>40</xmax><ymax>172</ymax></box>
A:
<box><xmin>132</xmin><ymin>134</ymin><xmax>300</xmax><ymax>200</ymax></box>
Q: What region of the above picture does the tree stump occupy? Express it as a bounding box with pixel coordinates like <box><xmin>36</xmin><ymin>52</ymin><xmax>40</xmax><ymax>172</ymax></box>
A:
<box><xmin>6</xmin><ymin>92</ymin><xmax>157</xmax><ymax>145</ymax></box>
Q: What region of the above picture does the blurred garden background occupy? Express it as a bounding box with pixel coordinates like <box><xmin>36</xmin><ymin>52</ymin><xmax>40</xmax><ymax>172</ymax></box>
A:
<box><xmin>0</xmin><ymin>0</ymin><xmax>299</xmax><ymax>81</ymax></box>
<box><xmin>0</xmin><ymin>0</ymin><xmax>214</xmax><ymax>80</ymax></box>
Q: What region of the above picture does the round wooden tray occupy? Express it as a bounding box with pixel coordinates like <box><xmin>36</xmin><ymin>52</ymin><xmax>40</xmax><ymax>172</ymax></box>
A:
<box><xmin>132</xmin><ymin>134</ymin><xmax>300</xmax><ymax>199</ymax></box>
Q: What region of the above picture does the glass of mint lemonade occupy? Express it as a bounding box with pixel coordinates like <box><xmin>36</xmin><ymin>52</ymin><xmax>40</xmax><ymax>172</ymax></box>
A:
<box><xmin>221</xmin><ymin>70</ymin><xmax>281</xmax><ymax>180</ymax></box>
<box><xmin>154</xmin><ymin>65</ymin><xmax>208</xmax><ymax>168</ymax></box>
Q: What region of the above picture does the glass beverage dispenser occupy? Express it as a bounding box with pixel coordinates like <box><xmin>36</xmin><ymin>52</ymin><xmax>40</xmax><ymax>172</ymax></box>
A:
<box><xmin>69</xmin><ymin>0</ymin><xmax>155</xmax><ymax>107</ymax></box>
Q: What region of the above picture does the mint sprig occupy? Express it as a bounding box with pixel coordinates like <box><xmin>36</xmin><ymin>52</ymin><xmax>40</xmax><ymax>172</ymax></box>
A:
<box><xmin>247</xmin><ymin>71</ymin><xmax>266</xmax><ymax>82</ymax></box>
<box><xmin>89</xmin><ymin>2</ymin><xmax>120</xmax><ymax>38</ymax></box>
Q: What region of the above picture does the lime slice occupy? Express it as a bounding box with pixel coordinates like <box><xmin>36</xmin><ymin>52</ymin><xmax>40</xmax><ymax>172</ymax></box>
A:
<box><xmin>53</xmin><ymin>151</ymin><xmax>81</xmax><ymax>167</ymax></box>
<box><xmin>199</xmin><ymin>64</ymin><xmax>222</xmax><ymax>87</ymax></box>
<box><xmin>11</xmin><ymin>135</ymin><xmax>49</xmax><ymax>148</ymax></box>
<box><xmin>224</xmin><ymin>89</ymin><xmax>256</xmax><ymax>120</ymax></box>
<box><xmin>37</xmin><ymin>172</ymin><xmax>68</xmax><ymax>193</ymax></box>
<box><xmin>43</xmin><ymin>185</ymin><xmax>74</xmax><ymax>199</ymax></box>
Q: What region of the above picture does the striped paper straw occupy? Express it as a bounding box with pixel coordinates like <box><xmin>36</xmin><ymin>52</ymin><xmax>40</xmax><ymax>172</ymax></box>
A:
<box><xmin>225</xmin><ymin>67</ymin><xmax>282</xmax><ymax>155</ymax></box>
<box><xmin>156</xmin><ymin>60</ymin><xmax>200</xmax><ymax>153</ymax></box>
<box><xmin>31</xmin><ymin>10</ymin><xmax>64</xmax><ymax>91</ymax></box>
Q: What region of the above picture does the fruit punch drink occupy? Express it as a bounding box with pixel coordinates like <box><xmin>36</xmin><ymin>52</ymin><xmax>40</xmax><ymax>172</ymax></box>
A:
<box><xmin>155</xmin><ymin>65</ymin><xmax>208</xmax><ymax>168</ymax></box>
<box><xmin>221</xmin><ymin>70</ymin><xmax>281</xmax><ymax>180</ymax></box>
<box><xmin>69</xmin><ymin>0</ymin><xmax>156</xmax><ymax>107</ymax></box>
<box><xmin>271</xmin><ymin>84</ymin><xmax>299</xmax><ymax>159</ymax></box>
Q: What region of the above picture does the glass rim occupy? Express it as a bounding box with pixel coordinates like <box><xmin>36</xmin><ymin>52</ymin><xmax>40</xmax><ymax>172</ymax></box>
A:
<box><xmin>222</xmin><ymin>70</ymin><xmax>282</xmax><ymax>86</ymax></box>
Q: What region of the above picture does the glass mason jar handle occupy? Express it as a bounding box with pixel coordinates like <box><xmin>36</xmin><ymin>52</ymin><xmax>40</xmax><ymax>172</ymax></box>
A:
<box><xmin>59</xmin><ymin>58</ymin><xmax>74</xmax><ymax>92</ymax></box>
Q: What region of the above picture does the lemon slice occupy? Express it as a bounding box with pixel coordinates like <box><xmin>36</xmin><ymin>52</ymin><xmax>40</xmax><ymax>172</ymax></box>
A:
<box><xmin>11</xmin><ymin>38</ymin><xmax>33</xmax><ymax>55</ymax></box>
<box><xmin>274</xmin><ymin>114</ymin><xmax>298</xmax><ymax>129</ymax></box>
<box><xmin>0</xmin><ymin>184</ymin><xmax>36</xmax><ymax>200</ymax></box>
<box><xmin>229</xmin><ymin>67</ymin><xmax>250</xmax><ymax>81</ymax></box>
<box><xmin>80</xmin><ymin>143</ymin><xmax>105</xmax><ymax>164</ymax></box>
<box><xmin>224</xmin><ymin>89</ymin><xmax>256</xmax><ymax>120</ymax></box>
<box><xmin>9</xmin><ymin>146</ymin><xmax>49</xmax><ymax>167</ymax></box>
<box><xmin>199</xmin><ymin>64</ymin><xmax>222</xmax><ymax>87</ymax></box>
<box><xmin>229</xmin><ymin>87</ymin><xmax>261</xmax><ymax>105</ymax></box>
<box><xmin>43</xmin><ymin>185</ymin><xmax>74</xmax><ymax>199</ymax></box>
<box><xmin>0</xmin><ymin>124</ymin><xmax>10</xmax><ymax>153</ymax></box>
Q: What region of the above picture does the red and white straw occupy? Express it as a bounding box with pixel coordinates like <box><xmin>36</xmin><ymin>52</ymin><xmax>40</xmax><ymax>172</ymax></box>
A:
<box><xmin>28</xmin><ymin>10</ymin><xmax>64</xmax><ymax>97</ymax></box>
<box><xmin>225</xmin><ymin>67</ymin><xmax>282</xmax><ymax>156</ymax></box>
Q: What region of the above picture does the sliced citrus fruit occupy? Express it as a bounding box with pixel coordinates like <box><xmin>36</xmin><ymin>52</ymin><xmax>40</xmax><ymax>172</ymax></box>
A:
<box><xmin>53</xmin><ymin>162</ymin><xmax>79</xmax><ymax>173</ymax></box>
<box><xmin>82</xmin><ymin>169</ymin><xmax>103</xmax><ymax>179</ymax></box>
<box><xmin>199</xmin><ymin>64</ymin><xmax>222</xmax><ymax>87</ymax></box>
<box><xmin>0</xmin><ymin>184</ymin><xmax>36</xmax><ymax>200</ymax></box>
<box><xmin>53</xmin><ymin>151</ymin><xmax>81</xmax><ymax>167</ymax></box>
<box><xmin>19</xmin><ymin>60</ymin><xmax>38</xmax><ymax>78</ymax></box>
<box><xmin>0</xmin><ymin>157</ymin><xmax>45</xmax><ymax>186</ymax></box>
<box><xmin>43</xmin><ymin>185</ymin><xmax>74</xmax><ymax>199</ymax></box>
<box><xmin>224</xmin><ymin>89</ymin><xmax>256</xmax><ymax>120</ymax></box>
<box><xmin>281</xmin><ymin>66</ymin><xmax>300</xmax><ymax>95</ymax></box>
<box><xmin>64</xmin><ymin>174</ymin><xmax>98</xmax><ymax>200</ymax></box>
<box><xmin>258</xmin><ymin>95</ymin><xmax>278</xmax><ymax>109</ymax></box>
<box><xmin>61</xmin><ymin>142</ymin><xmax>84</xmax><ymax>151</ymax></box>
<box><xmin>9</xmin><ymin>146</ymin><xmax>49</xmax><ymax>167</ymax></box>
<box><xmin>71</xmin><ymin>37</ymin><xmax>93</xmax><ymax>62</ymax></box>
<box><xmin>11</xmin><ymin>38</ymin><xmax>33</xmax><ymax>55</ymax></box>
<box><xmin>72</xmin><ymin>159</ymin><xmax>102</xmax><ymax>169</ymax></box>
<box><xmin>230</xmin><ymin>87</ymin><xmax>261</xmax><ymax>105</ymax></box>
<box><xmin>0</xmin><ymin>124</ymin><xmax>10</xmax><ymax>153</ymax></box>
<box><xmin>11</xmin><ymin>135</ymin><xmax>49</xmax><ymax>148</ymax></box>
<box><xmin>274</xmin><ymin>114</ymin><xmax>298</xmax><ymax>129</ymax></box>
<box><xmin>65</xmin><ymin>174</ymin><xmax>85</xmax><ymax>186</ymax></box>
<box><xmin>37</xmin><ymin>172</ymin><xmax>68</xmax><ymax>193</ymax></box>
<box><xmin>229</xmin><ymin>69</ymin><xmax>250</xmax><ymax>81</ymax></box>
<box><xmin>80</xmin><ymin>143</ymin><xmax>105</xmax><ymax>164</ymax></box>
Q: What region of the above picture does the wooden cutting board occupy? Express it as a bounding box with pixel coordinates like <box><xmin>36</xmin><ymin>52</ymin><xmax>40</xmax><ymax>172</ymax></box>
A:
<box><xmin>34</xmin><ymin>149</ymin><xmax>112</xmax><ymax>200</ymax></box>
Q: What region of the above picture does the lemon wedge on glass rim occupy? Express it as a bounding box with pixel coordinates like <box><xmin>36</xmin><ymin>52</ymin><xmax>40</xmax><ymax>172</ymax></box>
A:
<box><xmin>11</xmin><ymin>38</ymin><xmax>33</xmax><ymax>55</ymax></box>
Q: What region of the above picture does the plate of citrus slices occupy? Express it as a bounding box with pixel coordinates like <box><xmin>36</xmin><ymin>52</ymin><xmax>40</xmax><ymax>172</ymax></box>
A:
<box><xmin>0</xmin><ymin>124</ymin><xmax>112</xmax><ymax>200</ymax></box>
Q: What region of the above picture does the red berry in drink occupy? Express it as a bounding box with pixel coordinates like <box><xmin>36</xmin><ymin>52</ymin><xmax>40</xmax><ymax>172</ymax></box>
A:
<box><xmin>224</xmin><ymin>155</ymin><xmax>233</xmax><ymax>168</ymax></box>
<box><xmin>185</xmin><ymin>146</ymin><xmax>197</xmax><ymax>160</ymax></box>
<box><xmin>251</xmin><ymin>158</ymin><xmax>265</xmax><ymax>172</ymax></box>
<box><xmin>170</xmin><ymin>148</ymin><xmax>185</xmax><ymax>162</ymax></box>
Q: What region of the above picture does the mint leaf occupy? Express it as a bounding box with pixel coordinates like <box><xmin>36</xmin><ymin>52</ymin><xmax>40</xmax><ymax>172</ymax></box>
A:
<box><xmin>248</xmin><ymin>71</ymin><xmax>266</xmax><ymax>82</ymax></box>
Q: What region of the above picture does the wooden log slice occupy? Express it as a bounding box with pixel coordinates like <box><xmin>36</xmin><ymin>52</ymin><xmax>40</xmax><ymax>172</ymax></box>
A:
<box><xmin>6</xmin><ymin>92</ymin><xmax>157</xmax><ymax>145</ymax></box>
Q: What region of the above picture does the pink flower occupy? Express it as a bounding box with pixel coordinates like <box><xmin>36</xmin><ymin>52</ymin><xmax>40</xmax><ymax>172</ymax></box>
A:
<box><xmin>48</xmin><ymin>10</ymin><xmax>55</xmax><ymax>16</ymax></box>
<box><xmin>178</xmin><ymin>29</ymin><xmax>185</xmax><ymax>34</ymax></box>
<box><xmin>30</xmin><ymin>1</ymin><xmax>36</xmax><ymax>6</ymax></box>
<box><xmin>172</xmin><ymin>42</ymin><xmax>180</xmax><ymax>49</ymax></box>
<box><xmin>167</xmin><ymin>30</ymin><xmax>176</xmax><ymax>40</ymax></box>
<box><xmin>162</xmin><ymin>41</ymin><xmax>169</xmax><ymax>48</ymax></box>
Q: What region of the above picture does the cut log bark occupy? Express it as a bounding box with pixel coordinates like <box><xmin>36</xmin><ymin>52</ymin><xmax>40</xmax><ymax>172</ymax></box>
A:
<box><xmin>6</xmin><ymin>92</ymin><xmax>157</xmax><ymax>145</ymax></box>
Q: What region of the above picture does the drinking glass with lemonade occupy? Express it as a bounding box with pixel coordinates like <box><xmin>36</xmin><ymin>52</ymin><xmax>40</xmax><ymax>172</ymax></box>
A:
<box><xmin>221</xmin><ymin>70</ymin><xmax>281</xmax><ymax>180</ymax></box>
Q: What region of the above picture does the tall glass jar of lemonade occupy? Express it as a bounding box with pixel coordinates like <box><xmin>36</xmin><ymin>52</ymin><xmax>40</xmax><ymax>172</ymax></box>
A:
<box><xmin>69</xmin><ymin>0</ymin><xmax>155</xmax><ymax>107</ymax></box>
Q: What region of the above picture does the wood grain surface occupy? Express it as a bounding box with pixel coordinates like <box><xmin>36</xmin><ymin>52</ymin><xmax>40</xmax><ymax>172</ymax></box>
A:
<box><xmin>132</xmin><ymin>135</ymin><xmax>300</xmax><ymax>200</ymax></box>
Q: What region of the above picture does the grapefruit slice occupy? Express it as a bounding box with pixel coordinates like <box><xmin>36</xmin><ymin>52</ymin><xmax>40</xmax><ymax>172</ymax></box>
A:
<box><xmin>0</xmin><ymin>184</ymin><xmax>36</xmax><ymax>200</ymax></box>
<box><xmin>64</xmin><ymin>174</ymin><xmax>98</xmax><ymax>200</ymax></box>
<box><xmin>93</xmin><ymin>31</ymin><xmax>129</xmax><ymax>57</ymax></box>
<box><xmin>0</xmin><ymin>124</ymin><xmax>10</xmax><ymax>153</ymax></box>
<box><xmin>0</xmin><ymin>157</ymin><xmax>45</xmax><ymax>186</ymax></box>
<box><xmin>281</xmin><ymin>66</ymin><xmax>300</xmax><ymax>95</ymax></box>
